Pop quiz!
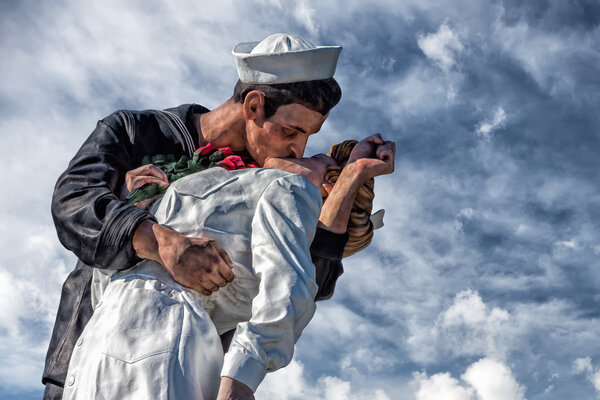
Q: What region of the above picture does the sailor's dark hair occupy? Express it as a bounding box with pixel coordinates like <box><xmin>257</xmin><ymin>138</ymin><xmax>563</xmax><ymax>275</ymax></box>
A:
<box><xmin>232</xmin><ymin>78</ymin><xmax>342</xmax><ymax>118</ymax></box>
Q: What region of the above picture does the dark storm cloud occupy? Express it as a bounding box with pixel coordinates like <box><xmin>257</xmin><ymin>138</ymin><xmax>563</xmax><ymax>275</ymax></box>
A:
<box><xmin>499</xmin><ymin>0</ymin><xmax>600</xmax><ymax>31</ymax></box>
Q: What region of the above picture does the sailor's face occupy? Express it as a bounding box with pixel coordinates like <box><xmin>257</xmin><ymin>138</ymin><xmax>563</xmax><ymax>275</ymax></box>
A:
<box><xmin>245</xmin><ymin>103</ymin><xmax>328</xmax><ymax>166</ymax></box>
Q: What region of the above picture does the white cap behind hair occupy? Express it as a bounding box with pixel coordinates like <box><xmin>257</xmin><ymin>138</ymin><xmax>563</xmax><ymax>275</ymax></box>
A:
<box><xmin>232</xmin><ymin>33</ymin><xmax>342</xmax><ymax>84</ymax></box>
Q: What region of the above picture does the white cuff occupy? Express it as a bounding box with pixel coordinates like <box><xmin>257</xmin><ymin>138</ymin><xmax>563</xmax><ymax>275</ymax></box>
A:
<box><xmin>221</xmin><ymin>349</ymin><xmax>267</xmax><ymax>392</ymax></box>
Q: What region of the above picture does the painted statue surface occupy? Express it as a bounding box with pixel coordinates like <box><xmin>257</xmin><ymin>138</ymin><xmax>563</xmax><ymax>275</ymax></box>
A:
<box><xmin>64</xmin><ymin>168</ymin><xmax>321</xmax><ymax>398</ymax></box>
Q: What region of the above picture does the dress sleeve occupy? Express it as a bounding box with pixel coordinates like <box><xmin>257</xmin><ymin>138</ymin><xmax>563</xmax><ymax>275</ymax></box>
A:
<box><xmin>51</xmin><ymin>114</ymin><xmax>156</xmax><ymax>270</ymax></box>
<box><xmin>311</xmin><ymin>228</ymin><xmax>348</xmax><ymax>301</ymax></box>
<box><xmin>221</xmin><ymin>174</ymin><xmax>322</xmax><ymax>391</ymax></box>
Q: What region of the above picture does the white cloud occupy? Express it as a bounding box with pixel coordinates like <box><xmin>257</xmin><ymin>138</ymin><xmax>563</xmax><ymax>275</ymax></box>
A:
<box><xmin>573</xmin><ymin>357</ymin><xmax>593</xmax><ymax>374</ymax></box>
<box><xmin>413</xmin><ymin>358</ymin><xmax>524</xmax><ymax>400</ymax></box>
<box><xmin>572</xmin><ymin>357</ymin><xmax>600</xmax><ymax>396</ymax></box>
<box><xmin>492</xmin><ymin>8</ymin><xmax>600</xmax><ymax>97</ymax></box>
<box><xmin>418</xmin><ymin>24</ymin><xmax>464</xmax><ymax>71</ymax></box>
<box><xmin>475</xmin><ymin>107</ymin><xmax>506</xmax><ymax>140</ymax></box>
<box><xmin>455</xmin><ymin>208</ymin><xmax>475</xmax><ymax>231</ymax></box>
<box><xmin>257</xmin><ymin>359</ymin><xmax>392</xmax><ymax>400</ymax></box>
<box><xmin>593</xmin><ymin>370</ymin><xmax>600</xmax><ymax>394</ymax></box>
<box><xmin>294</xmin><ymin>0</ymin><xmax>319</xmax><ymax>37</ymax></box>
<box><xmin>0</xmin><ymin>267</ymin><xmax>63</xmax><ymax>389</ymax></box>
<box><xmin>462</xmin><ymin>358</ymin><xmax>525</xmax><ymax>400</ymax></box>
<box><xmin>310</xmin><ymin>303</ymin><xmax>368</xmax><ymax>339</ymax></box>
<box><xmin>0</xmin><ymin>221</ymin><xmax>71</xmax><ymax>390</ymax></box>
<box><xmin>553</xmin><ymin>239</ymin><xmax>578</xmax><ymax>250</ymax></box>
<box><xmin>440</xmin><ymin>289</ymin><xmax>489</xmax><ymax>326</ymax></box>
<box><xmin>414</xmin><ymin>371</ymin><xmax>475</xmax><ymax>400</ymax></box>
<box><xmin>420</xmin><ymin>289</ymin><xmax>514</xmax><ymax>361</ymax></box>
<box><xmin>322</xmin><ymin>376</ymin><xmax>352</xmax><ymax>400</ymax></box>
<box><xmin>256</xmin><ymin>359</ymin><xmax>311</xmax><ymax>399</ymax></box>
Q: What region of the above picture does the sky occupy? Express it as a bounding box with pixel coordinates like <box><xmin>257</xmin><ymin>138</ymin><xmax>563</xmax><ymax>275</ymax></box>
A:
<box><xmin>1</xmin><ymin>0</ymin><xmax>599</xmax><ymax>399</ymax></box>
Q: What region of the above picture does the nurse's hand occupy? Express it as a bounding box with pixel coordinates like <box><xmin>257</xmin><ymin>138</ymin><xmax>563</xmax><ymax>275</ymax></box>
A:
<box><xmin>317</xmin><ymin>135</ymin><xmax>395</xmax><ymax>234</ymax></box>
<box><xmin>123</xmin><ymin>163</ymin><xmax>170</xmax><ymax>195</ymax></box>
<box><xmin>346</xmin><ymin>133</ymin><xmax>396</xmax><ymax>178</ymax></box>
<box><xmin>351</xmin><ymin>139</ymin><xmax>395</xmax><ymax>179</ymax></box>
<box><xmin>345</xmin><ymin>133</ymin><xmax>381</xmax><ymax>162</ymax></box>
<box><xmin>121</xmin><ymin>163</ymin><xmax>170</xmax><ymax>209</ymax></box>
<box><xmin>217</xmin><ymin>377</ymin><xmax>255</xmax><ymax>400</ymax></box>
<box><xmin>133</xmin><ymin>221</ymin><xmax>235</xmax><ymax>295</ymax></box>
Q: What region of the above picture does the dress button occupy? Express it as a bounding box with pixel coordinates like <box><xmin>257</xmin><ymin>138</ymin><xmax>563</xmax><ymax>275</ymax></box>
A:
<box><xmin>67</xmin><ymin>375</ymin><xmax>75</xmax><ymax>386</ymax></box>
<box><xmin>77</xmin><ymin>337</ymin><xmax>83</xmax><ymax>346</ymax></box>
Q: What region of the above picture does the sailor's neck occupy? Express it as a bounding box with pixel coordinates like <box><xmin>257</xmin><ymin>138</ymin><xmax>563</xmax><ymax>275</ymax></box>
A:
<box><xmin>193</xmin><ymin>99</ymin><xmax>246</xmax><ymax>151</ymax></box>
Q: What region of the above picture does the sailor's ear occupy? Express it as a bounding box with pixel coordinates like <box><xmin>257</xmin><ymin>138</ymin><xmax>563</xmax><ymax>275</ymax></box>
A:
<box><xmin>243</xmin><ymin>90</ymin><xmax>266</xmax><ymax>121</ymax></box>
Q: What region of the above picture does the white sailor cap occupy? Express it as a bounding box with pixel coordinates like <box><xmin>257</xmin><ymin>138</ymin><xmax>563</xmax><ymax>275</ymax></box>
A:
<box><xmin>232</xmin><ymin>33</ymin><xmax>342</xmax><ymax>84</ymax></box>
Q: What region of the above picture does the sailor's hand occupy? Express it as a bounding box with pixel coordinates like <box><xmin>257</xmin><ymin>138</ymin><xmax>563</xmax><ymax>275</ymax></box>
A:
<box><xmin>155</xmin><ymin>225</ymin><xmax>235</xmax><ymax>295</ymax></box>
<box><xmin>133</xmin><ymin>221</ymin><xmax>234</xmax><ymax>295</ymax></box>
<box><xmin>217</xmin><ymin>377</ymin><xmax>255</xmax><ymax>400</ymax></box>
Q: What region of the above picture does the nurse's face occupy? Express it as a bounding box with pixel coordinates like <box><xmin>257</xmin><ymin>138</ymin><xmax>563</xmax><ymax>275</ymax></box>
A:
<box><xmin>263</xmin><ymin>154</ymin><xmax>337</xmax><ymax>198</ymax></box>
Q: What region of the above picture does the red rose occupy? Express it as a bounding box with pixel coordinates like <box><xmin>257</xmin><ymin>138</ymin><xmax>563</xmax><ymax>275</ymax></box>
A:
<box><xmin>195</xmin><ymin>143</ymin><xmax>218</xmax><ymax>157</ymax></box>
<box><xmin>218</xmin><ymin>147</ymin><xmax>235</xmax><ymax>158</ymax></box>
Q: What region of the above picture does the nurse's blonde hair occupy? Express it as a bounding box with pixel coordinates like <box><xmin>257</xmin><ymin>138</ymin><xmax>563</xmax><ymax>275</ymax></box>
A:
<box><xmin>326</xmin><ymin>140</ymin><xmax>375</xmax><ymax>257</ymax></box>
